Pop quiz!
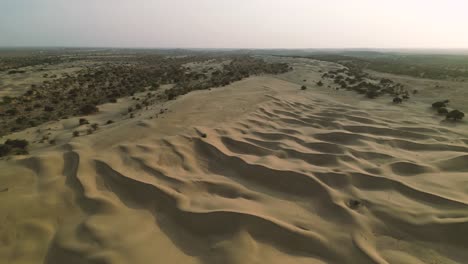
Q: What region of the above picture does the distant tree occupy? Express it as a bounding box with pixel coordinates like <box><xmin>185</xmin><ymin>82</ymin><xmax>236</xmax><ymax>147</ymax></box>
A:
<box><xmin>79</xmin><ymin>104</ymin><xmax>99</xmax><ymax>115</ymax></box>
<box><xmin>432</xmin><ymin>101</ymin><xmax>448</xmax><ymax>109</ymax></box>
<box><xmin>437</xmin><ymin>107</ymin><xmax>448</xmax><ymax>115</ymax></box>
<box><xmin>446</xmin><ymin>110</ymin><xmax>465</xmax><ymax>121</ymax></box>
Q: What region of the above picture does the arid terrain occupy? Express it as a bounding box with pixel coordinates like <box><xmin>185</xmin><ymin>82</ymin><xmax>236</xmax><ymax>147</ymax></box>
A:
<box><xmin>1</xmin><ymin>50</ymin><xmax>468</xmax><ymax>264</ymax></box>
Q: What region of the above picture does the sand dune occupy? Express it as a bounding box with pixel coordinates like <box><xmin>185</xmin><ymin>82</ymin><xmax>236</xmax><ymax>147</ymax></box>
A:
<box><xmin>1</xmin><ymin>61</ymin><xmax>468</xmax><ymax>263</ymax></box>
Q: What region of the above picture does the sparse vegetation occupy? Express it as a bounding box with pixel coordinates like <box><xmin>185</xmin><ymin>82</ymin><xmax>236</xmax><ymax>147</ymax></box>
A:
<box><xmin>0</xmin><ymin>139</ymin><xmax>29</xmax><ymax>157</ymax></box>
<box><xmin>318</xmin><ymin>65</ymin><xmax>409</xmax><ymax>100</ymax></box>
<box><xmin>0</xmin><ymin>54</ymin><xmax>290</xmax><ymax>136</ymax></box>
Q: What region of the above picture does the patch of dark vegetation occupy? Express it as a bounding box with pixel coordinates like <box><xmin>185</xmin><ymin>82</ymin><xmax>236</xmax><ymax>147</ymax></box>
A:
<box><xmin>393</xmin><ymin>97</ymin><xmax>402</xmax><ymax>104</ymax></box>
<box><xmin>7</xmin><ymin>70</ymin><xmax>26</xmax><ymax>74</ymax></box>
<box><xmin>347</xmin><ymin>199</ymin><xmax>362</xmax><ymax>210</ymax></box>
<box><xmin>301</xmin><ymin>85</ymin><xmax>307</xmax><ymax>90</ymax></box>
<box><xmin>0</xmin><ymin>55</ymin><xmax>65</xmax><ymax>72</ymax></box>
<box><xmin>446</xmin><ymin>110</ymin><xmax>465</xmax><ymax>121</ymax></box>
<box><xmin>1</xmin><ymin>96</ymin><xmax>13</xmax><ymax>105</ymax></box>
<box><xmin>319</xmin><ymin>65</ymin><xmax>409</xmax><ymax>100</ymax></box>
<box><xmin>79</xmin><ymin>118</ymin><xmax>89</xmax><ymax>125</ymax></box>
<box><xmin>430</xmin><ymin>100</ymin><xmax>464</xmax><ymax>121</ymax></box>
<box><xmin>432</xmin><ymin>100</ymin><xmax>450</xmax><ymax>109</ymax></box>
<box><xmin>0</xmin><ymin>54</ymin><xmax>290</xmax><ymax>136</ymax></box>
<box><xmin>437</xmin><ymin>107</ymin><xmax>449</xmax><ymax>115</ymax></box>
<box><xmin>0</xmin><ymin>139</ymin><xmax>29</xmax><ymax>157</ymax></box>
<box><xmin>79</xmin><ymin>104</ymin><xmax>99</xmax><ymax>115</ymax></box>
<box><xmin>163</xmin><ymin>56</ymin><xmax>290</xmax><ymax>100</ymax></box>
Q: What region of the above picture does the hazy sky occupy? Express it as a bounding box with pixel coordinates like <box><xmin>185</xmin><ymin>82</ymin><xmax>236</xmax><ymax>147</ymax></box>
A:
<box><xmin>1</xmin><ymin>0</ymin><xmax>467</xmax><ymax>49</ymax></box>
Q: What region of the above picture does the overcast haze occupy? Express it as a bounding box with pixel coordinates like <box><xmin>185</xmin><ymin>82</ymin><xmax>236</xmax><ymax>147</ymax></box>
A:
<box><xmin>1</xmin><ymin>0</ymin><xmax>467</xmax><ymax>49</ymax></box>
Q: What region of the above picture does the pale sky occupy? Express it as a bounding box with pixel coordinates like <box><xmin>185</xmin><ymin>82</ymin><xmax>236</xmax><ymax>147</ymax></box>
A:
<box><xmin>1</xmin><ymin>0</ymin><xmax>467</xmax><ymax>49</ymax></box>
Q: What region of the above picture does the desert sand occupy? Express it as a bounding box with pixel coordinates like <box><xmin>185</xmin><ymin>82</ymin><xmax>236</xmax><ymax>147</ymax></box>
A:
<box><xmin>1</xmin><ymin>58</ymin><xmax>468</xmax><ymax>264</ymax></box>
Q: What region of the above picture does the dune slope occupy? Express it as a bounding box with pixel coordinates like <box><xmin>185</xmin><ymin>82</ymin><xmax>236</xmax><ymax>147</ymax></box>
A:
<box><xmin>1</xmin><ymin>67</ymin><xmax>468</xmax><ymax>264</ymax></box>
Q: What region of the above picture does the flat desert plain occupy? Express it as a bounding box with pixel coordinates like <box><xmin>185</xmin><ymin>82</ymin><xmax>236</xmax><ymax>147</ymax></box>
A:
<box><xmin>1</xmin><ymin>57</ymin><xmax>468</xmax><ymax>264</ymax></box>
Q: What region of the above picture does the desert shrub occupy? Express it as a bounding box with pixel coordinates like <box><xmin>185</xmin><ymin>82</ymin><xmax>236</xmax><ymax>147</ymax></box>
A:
<box><xmin>8</xmin><ymin>70</ymin><xmax>25</xmax><ymax>74</ymax></box>
<box><xmin>301</xmin><ymin>85</ymin><xmax>307</xmax><ymax>90</ymax></box>
<box><xmin>5</xmin><ymin>139</ymin><xmax>29</xmax><ymax>149</ymax></box>
<box><xmin>15</xmin><ymin>117</ymin><xmax>26</xmax><ymax>124</ymax></box>
<box><xmin>339</xmin><ymin>81</ymin><xmax>348</xmax><ymax>88</ymax></box>
<box><xmin>366</xmin><ymin>90</ymin><xmax>379</xmax><ymax>99</ymax></box>
<box><xmin>79</xmin><ymin>104</ymin><xmax>98</xmax><ymax>115</ymax></box>
<box><xmin>0</xmin><ymin>139</ymin><xmax>29</xmax><ymax>156</ymax></box>
<box><xmin>79</xmin><ymin>118</ymin><xmax>89</xmax><ymax>125</ymax></box>
<box><xmin>317</xmin><ymin>81</ymin><xmax>323</xmax><ymax>86</ymax></box>
<box><xmin>446</xmin><ymin>110</ymin><xmax>465</xmax><ymax>121</ymax></box>
<box><xmin>44</xmin><ymin>105</ymin><xmax>54</xmax><ymax>112</ymax></box>
<box><xmin>6</xmin><ymin>108</ymin><xmax>18</xmax><ymax>116</ymax></box>
<box><xmin>167</xmin><ymin>92</ymin><xmax>177</xmax><ymax>100</ymax></box>
<box><xmin>437</xmin><ymin>107</ymin><xmax>449</xmax><ymax>115</ymax></box>
<box><xmin>2</xmin><ymin>96</ymin><xmax>13</xmax><ymax>104</ymax></box>
<box><xmin>109</xmin><ymin>98</ymin><xmax>117</xmax><ymax>103</ymax></box>
<box><xmin>10</xmin><ymin>148</ymin><xmax>28</xmax><ymax>155</ymax></box>
<box><xmin>432</xmin><ymin>101</ymin><xmax>447</xmax><ymax>109</ymax></box>
<box><xmin>106</xmin><ymin>120</ymin><xmax>114</xmax><ymax>124</ymax></box>
<box><xmin>91</xmin><ymin>123</ymin><xmax>99</xmax><ymax>130</ymax></box>
<box><xmin>135</xmin><ymin>103</ymin><xmax>142</xmax><ymax>110</ymax></box>
<box><xmin>0</xmin><ymin>144</ymin><xmax>12</xmax><ymax>156</ymax></box>
<box><xmin>347</xmin><ymin>199</ymin><xmax>361</xmax><ymax>209</ymax></box>
<box><xmin>380</xmin><ymin>78</ymin><xmax>393</xmax><ymax>85</ymax></box>
<box><xmin>73</xmin><ymin>131</ymin><xmax>80</xmax><ymax>137</ymax></box>
<box><xmin>393</xmin><ymin>97</ymin><xmax>402</xmax><ymax>104</ymax></box>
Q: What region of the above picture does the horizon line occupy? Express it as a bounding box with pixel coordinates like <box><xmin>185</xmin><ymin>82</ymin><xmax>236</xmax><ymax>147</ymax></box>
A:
<box><xmin>1</xmin><ymin>46</ymin><xmax>468</xmax><ymax>50</ymax></box>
